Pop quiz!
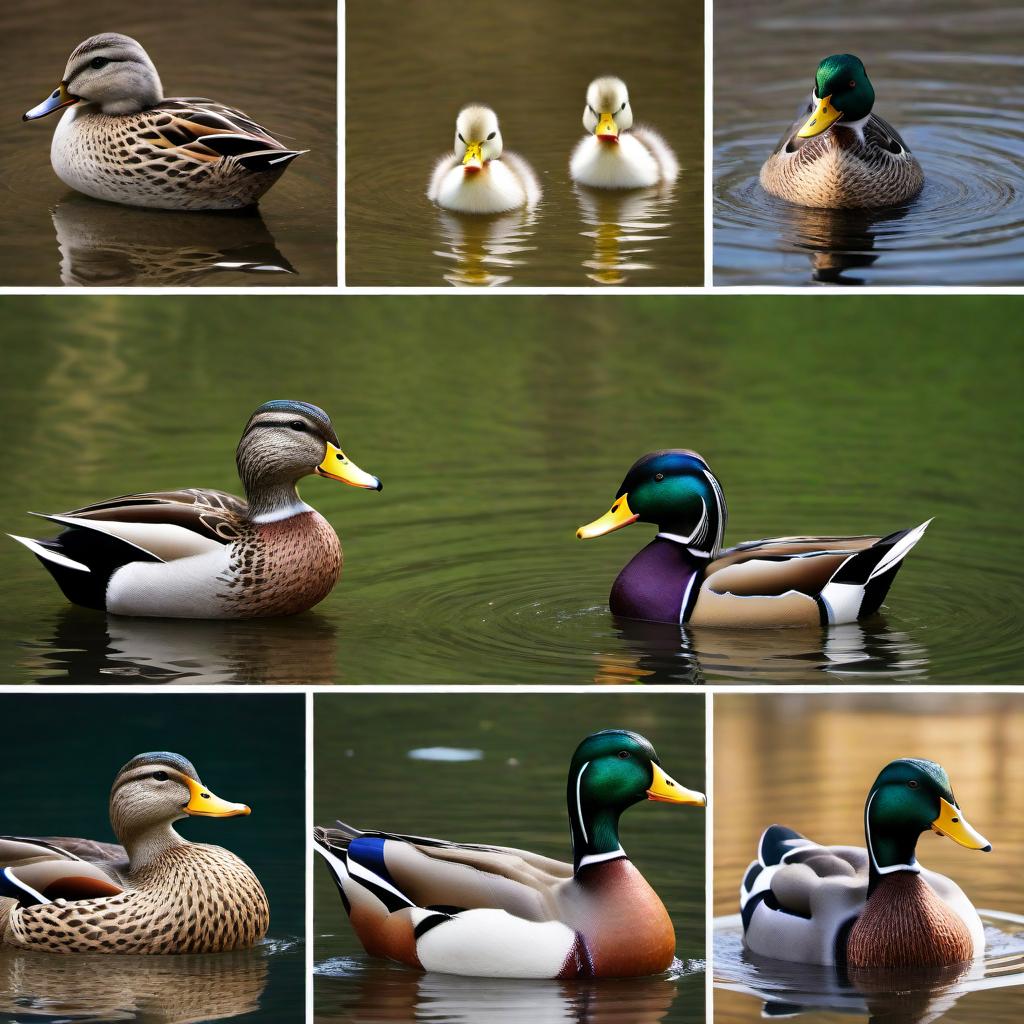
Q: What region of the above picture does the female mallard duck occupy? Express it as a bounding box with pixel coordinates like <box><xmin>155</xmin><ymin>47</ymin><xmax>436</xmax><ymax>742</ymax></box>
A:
<box><xmin>9</xmin><ymin>400</ymin><xmax>381</xmax><ymax>619</ymax></box>
<box><xmin>23</xmin><ymin>34</ymin><xmax>304</xmax><ymax>211</ymax></box>
<box><xmin>577</xmin><ymin>450</ymin><xmax>930</xmax><ymax>627</ymax></box>
<box><xmin>760</xmin><ymin>54</ymin><xmax>924</xmax><ymax>209</ymax></box>
<box><xmin>0</xmin><ymin>752</ymin><xmax>269</xmax><ymax>954</ymax></box>
<box><xmin>428</xmin><ymin>105</ymin><xmax>541</xmax><ymax>214</ymax></box>
<box><xmin>570</xmin><ymin>77</ymin><xmax>678</xmax><ymax>190</ymax></box>
<box><xmin>740</xmin><ymin>758</ymin><xmax>991</xmax><ymax>968</ymax></box>
<box><xmin>314</xmin><ymin>729</ymin><xmax>704</xmax><ymax>979</ymax></box>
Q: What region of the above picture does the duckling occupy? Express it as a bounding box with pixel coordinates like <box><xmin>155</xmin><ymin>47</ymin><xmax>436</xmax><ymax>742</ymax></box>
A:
<box><xmin>570</xmin><ymin>77</ymin><xmax>678</xmax><ymax>190</ymax></box>
<box><xmin>741</xmin><ymin>758</ymin><xmax>990</xmax><ymax>968</ymax></box>
<box><xmin>760</xmin><ymin>54</ymin><xmax>924</xmax><ymax>208</ymax></box>
<box><xmin>0</xmin><ymin>752</ymin><xmax>268</xmax><ymax>954</ymax></box>
<box><xmin>23</xmin><ymin>34</ymin><xmax>305</xmax><ymax>211</ymax></box>
<box><xmin>9</xmin><ymin>400</ymin><xmax>381</xmax><ymax>619</ymax></box>
<box><xmin>428</xmin><ymin>105</ymin><xmax>541</xmax><ymax>214</ymax></box>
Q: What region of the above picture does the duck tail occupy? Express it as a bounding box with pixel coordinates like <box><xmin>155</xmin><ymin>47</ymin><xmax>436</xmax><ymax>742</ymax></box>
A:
<box><xmin>818</xmin><ymin>519</ymin><xmax>932</xmax><ymax>624</ymax></box>
<box><xmin>314</xmin><ymin>825</ymin><xmax>417</xmax><ymax>918</ymax></box>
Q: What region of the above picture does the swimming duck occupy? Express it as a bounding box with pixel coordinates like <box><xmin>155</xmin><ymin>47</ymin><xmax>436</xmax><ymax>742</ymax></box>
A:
<box><xmin>570</xmin><ymin>77</ymin><xmax>678</xmax><ymax>190</ymax></box>
<box><xmin>740</xmin><ymin>758</ymin><xmax>990</xmax><ymax>968</ymax></box>
<box><xmin>314</xmin><ymin>729</ymin><xmax>704</xmax><ymax>979</ymax></box>
<box><xmin>23</xmin><ymin>34</ymin><xmax>305</xmax><ymax>211</ymax></box>
<box><xmin>577</xmin><ymin>450</ymin><xmax>930</xmax><ymax>627</ymax></box>
<box><xmin>428</xmin><ymin>105</ymin><xmax>541</xmax><ymax>214</ymax></box>
<box><xmin>0</xmin><ymin>751</ymin><xmax>269</xmax><ymax>954</ymax></box>
<box><xmin>9</xmin><ymin>400</ymin><xmax>381</xmax><ymax>619</ymax></box>
<box><xmin>760</xmin><ymin>54</ymin><xmax>924</xmax><ymax>208</ymax></box>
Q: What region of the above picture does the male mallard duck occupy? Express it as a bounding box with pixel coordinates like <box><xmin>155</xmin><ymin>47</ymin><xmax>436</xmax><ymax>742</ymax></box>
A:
<box><xmin>0</xmin><ymin>751</ymin><xmax>269</xmax><ymax>954</ymax></box>
<box><xmin>740</xmin><ymin>758</ymin><xmax>990</xmax><ymax>968</ymax></box>
<box><xmin>760</xmin><ymin>54</ymin><xmax>924</xmax><ymax>208</ymax></box>
<box><xmin>9</xmin><ymin>400</ymin><xmax>381</xmax><ymax>619</ymax></box>
<box><xmin>314</xmin><ymin>729</ymin><xmax>704</xmax><ymax>979</ymax></box>
<box><xmin>570</xmin><ymin>77</ymin><xmax>678</xmax><ymax>190</ymax></box>
<box><xmin>428</xmin><ymin>105</ymin><xmax>541</xmax><ymax>214</ymax></box>
<box><xmin>23</xmin><ymin>34</ymin><xmax>305</xmax><ymax>211</ymax></box>
<box><xmin>577</xmin><ymin>450</ymin><xmax>930</xmax><ymax>627</ymax></box>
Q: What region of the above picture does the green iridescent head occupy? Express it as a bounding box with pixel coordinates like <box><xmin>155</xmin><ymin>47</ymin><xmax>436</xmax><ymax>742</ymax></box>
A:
<box><xmin>798</xmin><ymin>54</ymin><xmax>875</xmax><ymax>138</ymax></box>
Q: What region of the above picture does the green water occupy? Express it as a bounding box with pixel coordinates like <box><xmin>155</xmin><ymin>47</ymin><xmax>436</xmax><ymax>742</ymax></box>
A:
<box><xmin>0</xmin><ymin>693</ymin><xmax>305</xmax><ymax>1023</ymax></box>
<box><xmin>0</xmin><ymin>295</ymin><xmax>1020</xmax><ymax>685</ymax></box>
<box><xmin>313</xmin><ymin>692</ymin><xmax>706</xmax><ymax>1023</ymax></box>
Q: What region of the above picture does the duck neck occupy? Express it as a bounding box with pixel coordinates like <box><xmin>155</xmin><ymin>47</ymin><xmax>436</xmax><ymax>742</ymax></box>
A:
<box><xmin>121</xmin><ymin>820</ymin><xmax>189</xmax><ymax>873</ymax></box>
<box><xmin>246</xmin><ymin>480</ymin><xmax>313</xmax><ymax>524</ymax></box>
<box><xmin>865</xmin><ymin>792</ymin><xmax>921</xmax><ymax>895</ymax></box>
<box><xmin>567</xmin><ymin>772</ymin><xmax>627</xmax><ymax>875</ymax></box>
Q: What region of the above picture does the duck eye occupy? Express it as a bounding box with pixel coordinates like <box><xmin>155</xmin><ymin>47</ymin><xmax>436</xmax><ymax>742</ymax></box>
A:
<box><xmin>655</xmin><ymin>473</ymin><xmax>665</xmax><ymax>481</ymax></box>
<box><xmin>289</xmin><ymin>420</ymin><xmax>307</xmax><ymax>432</ymax></box>
<box><xmin>457</xmin><ymin>133</ymin><xmax>465</xmax><ymax>144</ymax></box>
<box><xmin>848</xmin><ymin>80</ymin><xmax>856</xmax><ymax>88</ymax></box>
<box><xmin>588</xmin><ymin>105</ymin><xmax>596</xmax><ymax>116</ymax></box>
<box><xmin>617</xmin><ymin>750</ymin><xmax>630</xmax><ymax>759</ymax></box>
<box><xmin>151</xmin><ymin>771</ymin><xmax>168</xmax><ymax>782</ymax></box>
<box><xmin>907</xmin><ymin>780</ymin><xmax>919</xmax><ymax>789</ymax></box>
<box><xmin>621</xmin><ymin>101</ymin><xmax>627</xmax><ymax>111</ymax></box>
<box><xmin>486</xmin><ymin>131</ymin><xmax>496</xmax><ymax>141</ymax></box>
<box><xmin>90</xmin><ymin>57</ymin><xmax>109</xmax><ymax>70</ymax></box>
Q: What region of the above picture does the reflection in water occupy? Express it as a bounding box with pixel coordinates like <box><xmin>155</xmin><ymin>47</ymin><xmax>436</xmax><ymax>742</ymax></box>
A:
<box><xmin>52</xmin><ymin>196</ymin><xmax>297</xmax><ymax>286</ymax></box>
<box><xmin>21</xmin><ymin>607</ymin><xmax>337</xmax><ymax>685</ymax></box>
<box><xmin>575</xmin><ymin>184</ymin><xmax>676</xmax><ymax>285</ymax></box>
<box><xmin>0</xmin><ymin>944</ymin><xmax>268</xmax><ymax>1023</ymax></box>
<box><xmin>434</xmin><ymin>209</ymin><xmax>538</xmax><ymax>286</ymax></box>
<box><xmin>316</xmin><ymin>955</ymin><xmax>689</xmax><ymax>1023</ymax></box>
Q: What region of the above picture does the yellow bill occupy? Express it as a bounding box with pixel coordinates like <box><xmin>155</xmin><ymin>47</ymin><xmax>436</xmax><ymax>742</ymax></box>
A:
<box><xmin>183</xmin><ymin>776</ymin><xmax>251</xmax><ymax>818</ymax></box>
<box><xmin>931</xmin><ymin>797</ymin><xmax>991</xmax><ymax>851</ymax></box>
<box><xmin>577</xmin><ymin>495</ymin><xmax>638</xmax><ymax>539</ymax></box>
<box><xmin>797</xmin><ymin>94</ymin><xmax>843</xmax><ymax>138</ymax></box>
<box><xmin>596</xmin><ymin>112</ymin><xmax>619</xmax><ymax>140</ymax></box>
<box><xmin>462</xmin><ymin>142</ymin><xmax>484</xmax><ymax>172</ymax></box>
<box><xmin>647</xmin><ymin>762</ymin><xmax>706</xmax><ymax>806</ymax></box>
<box><xmin>316</xmin><ymin>442</ymin><xmax>382</xmax><ymax>490</ymax></box>
<box><xmin>24</xmin><ymin>82</ymin><xmax>78</xmax><ymax>121</ymax></box>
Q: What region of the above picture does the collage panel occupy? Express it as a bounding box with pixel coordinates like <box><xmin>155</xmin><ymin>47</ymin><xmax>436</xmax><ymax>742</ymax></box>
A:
<box><xmin>0</xmin><ymin>692</ymin><xmax>306</xmax><ymax>1023</ymax></box>
<box><xmin>713</xmin><ymin>692</ymin><xmax>1024</xmax><ymax>1022</ymax></box>
<box><xmin>313</xmin><ymin>691</ymin><xmax>706</xmax><ymax>1023</ymax></box>
<box><xmin>2</xmin><ymin>0</ymin><xmax>337</xmax><ymax>287</ymax></box>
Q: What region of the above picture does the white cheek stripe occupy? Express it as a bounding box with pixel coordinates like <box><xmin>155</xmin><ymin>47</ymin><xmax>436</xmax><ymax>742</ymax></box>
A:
<box><xmin>575</xmin><ymin>762</ymin><xmax>590</xmax><ymax>844</ymax></box>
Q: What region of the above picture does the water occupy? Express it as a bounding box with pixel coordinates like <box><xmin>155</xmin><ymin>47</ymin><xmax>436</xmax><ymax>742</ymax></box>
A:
<box><xmin>713</xmin><ymin>694</ymin><xmax>1024</xmax><ymax>1023</ymax></box>
<box><xmin>0</xmin><ymin>0</ymin><xmax>336</xmax><ymax>286</ymax></box>
<box><xmin>313</xmin><ymin>693</ymin><xmax>706</xmax><ymax>1023</ymax></box>
<box><xmin>0</xmin><ymin>296</ymin><xmax>1020</xmax><ymax>685</ymax></box>
<box><xmin>0</xmin><ymin>694</ymin><xmax>306</xmax><ymax>1023</ymax></box>
<box><xmin>345</xmin><ymin>0</ymin><xmax>702</xmax><ymax>286</ymax></box>
<box><xmin>713</xmin><ymin>0</ymin><xmax>1024</xmax><ymax>285</ymax></box>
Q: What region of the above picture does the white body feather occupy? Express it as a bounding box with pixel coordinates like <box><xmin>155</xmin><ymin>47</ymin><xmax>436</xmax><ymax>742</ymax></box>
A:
<box><xmin>570</xmin><ymin>129</ymin><xmax>678</xmax><ymax>190</ymax></box>
<box><xmin>429</xmin><ymin>153</ymin><xmax>540</xmax><ymax>215</ymax></box>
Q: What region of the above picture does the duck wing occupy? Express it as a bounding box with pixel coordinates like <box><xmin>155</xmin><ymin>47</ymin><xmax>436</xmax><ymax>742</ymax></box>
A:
<box><xmin>0</xmin><ymin>836</ymin><xmax>125</xmax><ymax>907</ymax></box>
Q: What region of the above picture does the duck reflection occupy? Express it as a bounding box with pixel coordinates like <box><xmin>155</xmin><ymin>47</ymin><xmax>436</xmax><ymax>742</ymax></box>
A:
<box><xmin>317</xmin><ymin>957</ymin><xmax>681</xmax><ymax>1023</ymax></box>
<box><xmin>51</xmin><ymin>195</ymin><xmax>297</xmax><ymax>286</ymax></box>
<box><xmin>434</xmin><ymin>208</ymin><xmax>538</xmax><ymax>286</ymax></box>
<box><xmin>592</xmin><ymin>617</ymin><xmax>928</xmax><ymax>685</ymax></box>
<box><xmin>23</xmin><ymin>607</ymin><xmax>337</xmax><ymax>685</ymax></box>
<box><xmin>574</xmin><ymin>183</ymin><xmax>674</xmax><ymax>285</ymax></box>
<box><xmin>0</xmin><ymin>945</ymin><xmax>267</xmax><ymax>1023</ymax></box>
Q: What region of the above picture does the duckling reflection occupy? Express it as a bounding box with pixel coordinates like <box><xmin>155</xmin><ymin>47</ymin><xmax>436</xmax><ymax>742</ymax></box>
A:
<box><xmin>574</xmin><ymin>183</ymin><xmax>674</xmax><ymax>285</ymax></box>
<box><xmin>0</xmin><ymin>945</ymin><xmax>267</xmax><ymax>1023</ymax></box>
<box><xmin>51</xmin><ymin>195</ymin><xmax>296</xmax><ymax>286</ymax></box>
<box><xmin>434</xmin><ymin>207</ymin><xmax>538</xmax><ymax>286</ymax></box>
<box><xmin>23</xmin><ymin>606</ymin><xmax>337</xmax><ymax>684</ymax></box>
<box><xmin>319</xmin><ymin>957</ymin><xmax>681</xmax><ymax>1023</ymax></box>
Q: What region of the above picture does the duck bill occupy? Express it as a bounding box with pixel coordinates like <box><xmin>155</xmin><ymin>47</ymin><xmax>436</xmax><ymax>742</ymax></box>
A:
<box><xmin>316</xmin><ymin>442</ymin><xmax>382</xmax><ymax>490</ymax></box>
<box><xmin>24</xmin><ymin>82</ymin><xmax>79</xmax><ymax>121</ymax></box>
<box><xmin>646</xmin><ymin>763</ymin><xmax>706</xmax><ymax>806</ymax></box>
<box><xmin>596</xmin><ymin>112</ymin><xmax>619</xmax><ymax>142</ymax></box>
<box><xmin>931</xmin><ymin>797</ymin><xmax>991</xmax><ymax>851</ymax></box>
<box><xmin>183</xmin><ymin>777</ymin><xmax>251</xmax><ymax>818</ymax></box>
<box><xmin>576</xmin><ymin>494</ymin><xmax>638</xmax><ymax>539</ymax></box>
<box><xmin>462</xmin><ymin>143</ymin><xmax>484</xmax><ymax>174</ymax></box>
<box><xmin>797</xmin><ymin>94</ymin><xmax>843</xmax><ymax>138</ymax></box>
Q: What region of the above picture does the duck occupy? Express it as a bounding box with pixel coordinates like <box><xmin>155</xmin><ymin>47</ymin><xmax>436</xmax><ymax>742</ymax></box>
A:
<box><xmin>9</xmin><ymin>400</ymin><xmax>381</xmax><ymax>619</ymax></box>
<box><xmin>576</xmin><ymin>449</ymin><xmax>930</xmax><ymax>627</ymax></box>
<box><xmin>570</xmin><ymin>77</ymin><xmax>678</xmax><ymax>190</ymax></box>
<box><xmin>23</xmin><ymin>34</ymin><xmax>305</xmax><ymax>211</ymax></box>
<box><xmin>0</xmin><ymin>751</ymin><xmax>269</xmax><ymax>954</ymax></box>
<box><xmin>740</xmin><ymin>758</ymin><xmax>991</xmax><ymax>968</ymax></box>
<box><xmin>760</xmin><ymin>54</ymin><xmax>924</xmax><ymax>208</ymax></box>
<box><xmin>314</xmin><ymin>729</ymin><xmax>704</xmax><ymax>979</ymax></box>
<box><xmin>428</xmin><ymin>105</ymin><xmax>541</xmax><ymax>214</ymax></box>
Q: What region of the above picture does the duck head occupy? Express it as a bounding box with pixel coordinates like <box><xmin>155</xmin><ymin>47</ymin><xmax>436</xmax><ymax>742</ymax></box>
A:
<box><xmin>865</xmin><ymin>758</ymin><xmax>990</xmax><ymax>891</ymax></box>
<box><xmin>453</xmin><ymin>106</ymin><xmax>503</xmax><ymax>175</ymax></box>
<box><xmin>237</xmin><ymin>400</ymin><xmax>381</xmax><ymax>521</ymax></box>
<box><xmin>24</xmin><ymin>34</ymin><xmax>163</xmax><ymax>121</ymax></box>
<box><xmin>798</xmin><ymin>54</ymin><xmax>875</xmax><ymax>139</ymax></box>
<box><xmin>567</xmin><ymin>729</ymin><xmax>704</xmax><ymax>871</ymax></box>
<box><xmin>577</xmin><ymin>450</ymin><xmax>728</xmax><ymax>558</ymax></box>
<box><xmin>110</xmin><ymin>752</ymin><xmax>250</xmax><ymax>866</ymax></box>
<box><xmin>582</xmin><ymin>77</ymin><xmax>633</xmax><ymax>143</ymax></box>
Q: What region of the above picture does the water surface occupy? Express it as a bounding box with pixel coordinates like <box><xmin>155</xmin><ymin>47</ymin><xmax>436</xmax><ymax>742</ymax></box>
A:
<box><xmin>313</xmin><ymin>693</ymin><xmax>706</xmax><ymax>1023</ymax></box>
<box><xmin>346</xmin><ymin>0</ymin><xmax>702</xmax><ymax>286</ymax></box>
<box><xmin>0</xmin><ymin>0</ymin><xmax>336</xmax><ymax>286</ymax></box>
<box><xmin>714</xmin><ymin>0</ymin><xmax>1024</xmax><ymax>285</ymax></box>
